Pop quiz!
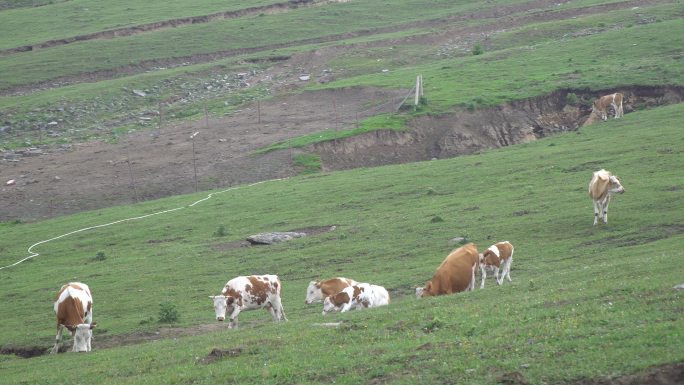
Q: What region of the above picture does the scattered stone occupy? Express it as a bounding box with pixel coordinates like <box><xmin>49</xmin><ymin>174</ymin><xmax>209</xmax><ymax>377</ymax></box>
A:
<box><xmin>53</xmin><ymin>176</ymin><xmax>61</xmax><ymax>182</ymax></box>
<box><xmin>299</xmin><ymin>74</ymin><xmax>310</xmax><ymax>81</ymax></box>
<box><xmin>133</xmin><ymin>90</ymin><xmax>147</xmax><ymax>97</ymax></box>
<box><xmin>200</xmin><ymin>347</ymin><xmax>244</xmax><ymax>364</ymax></box>
<box><xmin>449</xmin><ymin>237</ymin><xmax>467</xmax><ymax>245</ymax></box>
<box><xmin>246</xmin><ymin>232</ymin><xmax>306</xmax><ymax>245</ymax></box>
<box><xmin>6</xmin><ymin>179</ymin><xmax>15</xmax><ymax>186</ymax></box>
<box><xmin>673</xmin><ymin>284</ymin><xmax>684</xmax><ymax>291</ymax></box>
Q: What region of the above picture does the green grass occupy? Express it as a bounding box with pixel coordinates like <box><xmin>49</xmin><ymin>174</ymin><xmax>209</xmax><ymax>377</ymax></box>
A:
<box><xmin>0</xmin><ymin>102</ymin><xmax>682</xmax><ymax>384</ymax></box>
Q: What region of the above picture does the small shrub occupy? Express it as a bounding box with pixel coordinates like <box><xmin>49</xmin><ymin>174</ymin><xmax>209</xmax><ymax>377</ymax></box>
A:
<box><xmin>431</xmin><ymin>215</ymin><xmax>444</xmax><ymax>223</ymax></box>
<box><xmin>92</xmin><ymin>251</ymin><xmax>107</xmax><ymax>262</ymax></box>
<box><xmin>213</xmin><ymin>224</ymin><xmax>228</xmax><ymax>237</ymax></box>
<box><xmin>158</xmin><ymin>302</ymin><xmax>179</xmax><ymax>323</ymax></box>
<box><xmin>472</xmin><ymin>43</ymin><xmax>484</xmax><ymax>56</ymax></box>
<box><xmin>566</xmin><ymin>92</ymin><xmax>578</xmax><ymax>106</ymax></box>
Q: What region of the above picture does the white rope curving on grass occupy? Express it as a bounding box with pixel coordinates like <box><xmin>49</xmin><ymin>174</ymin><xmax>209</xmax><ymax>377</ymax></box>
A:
<box><xmin>0</xmin><ymin>178</ymin><xmax>285</xmax><ymax>271</ymax></box>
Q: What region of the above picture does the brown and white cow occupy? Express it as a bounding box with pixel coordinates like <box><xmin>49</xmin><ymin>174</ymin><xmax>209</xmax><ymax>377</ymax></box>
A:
<box><xmin>51</xmin><ymin>282</ymin><xmax>96</xmax><ymax>353</ymax></box>
<box><xmin>589</xmin><ymin>169</ymin><xmax>625</xmax><ymax>226</ymax></box>
<box><xmin>415</xmin><ymin>243</ymin><xmax>479</xmax><ymax>298</ymax></box>
<box><xmin>305</xmin><ymin>277</ymin><xmax>358</xmax><ymax>304</ymax></box>
<box><xmin>210</xmin><ymin>274</ymin><xmax>287</xmax><ymax>329</ymax></box>
<box><xmin>479</xmin><ymin>241</ymin><xmax>515</xmax><ymax>288</ymax></box>
<box><xmin>592</xmin><ymin>93</ymin><xmax>624</xmax><ymax>121</ymax></box>
<box><xmin>322</xmin><ymin>283</ymin><xmax>390</xmax><ymax>315</ymax></box>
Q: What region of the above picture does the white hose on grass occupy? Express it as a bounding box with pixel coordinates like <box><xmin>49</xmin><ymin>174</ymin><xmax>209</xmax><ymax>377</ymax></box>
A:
<box><xmin>0</xmin><ymin>178</ymin><xmax>284</xmax><ymax>271</ymax></box>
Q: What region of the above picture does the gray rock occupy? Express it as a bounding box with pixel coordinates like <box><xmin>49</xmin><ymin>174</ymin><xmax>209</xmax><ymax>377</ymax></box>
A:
<box><xmin>674</xmin><ymin>284</ymin><xmax>684</xmax><ymax>291</ymax></box>
<box><xmin>246</xmin><ymin>232</ymin><xmax>306</xmax><ymax>245</ymax></box>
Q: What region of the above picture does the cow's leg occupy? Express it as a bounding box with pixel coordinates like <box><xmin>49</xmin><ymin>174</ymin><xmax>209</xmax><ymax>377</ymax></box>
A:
<box><xmin>480</xmin><ymin>265</ymin><xmax>487</xmax><ymax>289</ymax></box>
<box><xmin>593</xmin><ymin>201</ymin><xmax>600</xmax><ymax>226</ymax></box>
<box><xmin>51</xmin><ymin>324</ymin><xmax>64</xmax><ymax>354</ymax></box>
<box><xmin>264</xmin><ymin>303</ymin><xmax>277</xmax><ymax>321</ymax></box>
<box><xmin>504</xmin><ymin>258</ymin><xmax>513</xmax><ymax>282</ymax></box>
<box><xmin>494</xmin><ymin>266</ymin><xmax>502</xmax><ymax>285</ymax></box>
<box><xmin>228</xmin><ymin>307</ymin><xmax>241</xmax><ymax>329</ymax></box>
<box><xmin>602</xmin><ymin>196</ymin><xmax>610</xmax><ymax>224</ymax></box>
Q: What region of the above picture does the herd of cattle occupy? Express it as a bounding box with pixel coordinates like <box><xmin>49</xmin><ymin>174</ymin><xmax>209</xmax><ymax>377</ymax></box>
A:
<box><xmin>49</xmin><ymin>93</ymin><xmax>627</xmax><ymax>353</ymax></box>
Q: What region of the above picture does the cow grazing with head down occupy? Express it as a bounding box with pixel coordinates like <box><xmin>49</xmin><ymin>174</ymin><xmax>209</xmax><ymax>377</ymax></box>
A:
<box><xmin>479</xmin><ymin>241</ymin><xmax>514</xmax><ymax>289</ymax></box>
<box><xmin>322</xmin><ymin>283</ymin><xmax>389</xmax><ymax>315</ymax></box>
<box><xmin>305</xmin><ymin>277</ymin><xmax>358</xmax><ymax>304</ymax></box>
<box><xmin>592</xmin><ymin>93</ymin><xmax>624</xmax><ymax>121</ymax></box>
<box><xmin>589</xmin><ymin>169</ymin><xmax>625</xmax><ymax>226</ymax></box>
<box><xmin>415</xmin><ymin>243</ymin><xmax>479</xmax><ymax>298</ymax></box>
<box><xmin>210</xmin><ymin>274</ymin><xmax>286</xmax><ymax>329</ymax></box>
<box><xmin>51</xmin><ymin>282</ymin><xmax>96</xmax><ymax>353</ymax></box>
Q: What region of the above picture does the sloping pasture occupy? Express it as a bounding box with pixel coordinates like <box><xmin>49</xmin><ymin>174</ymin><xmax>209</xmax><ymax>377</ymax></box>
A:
<box><xmin>0</xmin><ymin>103</ymin><xmax>682</xmax><ymax>384</ymax></box>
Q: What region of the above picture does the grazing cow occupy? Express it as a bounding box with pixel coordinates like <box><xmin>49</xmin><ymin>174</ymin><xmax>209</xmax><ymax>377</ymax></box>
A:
<box><xmin>479</xmin><ymin>241</ymin><xmax>515</xmax><ymax>288</ymax></box>
<box><xmin>415</xmin><ymin>243</ymin><xmax>479</xmax><ymax>298</ymax></box>
<box><xmin>209</xmin><ymin>274</ymin><xmax>286</xmax><ymax>329</ymax></box>
<box><xmin>592</xmin><ymin>93</ymin><xmax>624</xmax><ymax>120</ymax></box>
<box><xmin>305</xmin><ymin>277</ymin><xmax>358</xmax><ymax>304</ymax></box>
<box><xmin>589</xmin><ymin>169</ymin><xmax>625</xmax><ymax>226</ymax></box>
<box><xmin>51</xmin><ymin>282</ymin><xmax>96</xmax><ymax>353</ymax></box>
<box><xmin>322</xmin><ymin>283</ymin><xmax>389</xmax><ymax>315</ymax></box>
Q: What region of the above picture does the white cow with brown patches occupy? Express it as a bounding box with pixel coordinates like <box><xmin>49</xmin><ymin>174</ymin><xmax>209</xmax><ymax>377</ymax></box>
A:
<box><xmin>322</xmin><ymin>283</ymin><xmax>389</xmax><ymax>315</ymax></box>
<box><xmin>592</xmin><ymin>93</ymin><xmax>624</xmax><ymax>121</ymax></box>
<box><xmin>51</xmin><ymin>282</ymin><xmax>96</xmax><ymax>353</ymax></box>
<box><xmin>210</xmin><ymin>274</ymin><xmax>286</xmax><ymax>329</ymax></box>
<box><xmin>589</xmin><ymin>169</ymin><xmax>625</xmax><ymax>225</ymax></box>
<box><xmin>479</xmin><ymin>241</ymin><xmax>514</xmax><ymax>288</ymax></box>
<box><xmin>305</xmin><ymin>277</ymin><xmax>358</xmax><ymax>304</ymax></box>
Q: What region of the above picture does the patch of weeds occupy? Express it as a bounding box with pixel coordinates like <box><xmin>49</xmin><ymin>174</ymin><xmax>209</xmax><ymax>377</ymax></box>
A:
<box><xmin>91</xmin><ymin>251</ymin><xmax>107</xmax><ymax>262</ymax></box>
<box><xmin>566</xmin><ymin>92</ymin><xmax>578</xmax><ymax>106</ymax></box>
<box><xmin>139</xmin><ymin>316</ymin><xmax>155</xmax><ymax>325</ymax></box>
<box><xmin>158</xmin><ymin>302</ymin><xmax>179</xmax><ymax>323</ymax></box>
<box><xmin>294</xmin><ymin>153</ymin><xmax>321</xmax><ymax>175</ymax></box>
<box><xmin>213</xmin><ymin>224</ymin><xmax>228</xmax><ymax>237</ymax></box>
<box><xmin>472</xmin><ymin>43</ymin><xmax>484</xmax><ymax>56</ymax></box>
<box><xmin>431</xmin><ymin>215</ymin><xmax>444</xmax><ymax>223</ymax></box>
<box><xmin>423</xmin><ymin>317</ymin><xmax>444</xmax><ymax>333</ymax></box>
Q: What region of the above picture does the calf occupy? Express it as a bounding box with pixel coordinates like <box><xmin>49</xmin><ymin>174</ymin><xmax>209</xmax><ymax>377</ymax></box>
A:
<box><xmin>592</xmin><ymin>93</ymin><xmax>624</xmax><ymax>121</ymax></box>
<box><xmin>479</xmin><ymin>241</ymin><xmax>515</xmax><ymax>288</ymax></box>
<box><xmin>416</xmin><ymin>243</ymin><xmax>479</xmax><ymax>298</ymax></box>
<box><xmin>589</xmin><ymin>169</ymin><xmax>625</xmax><ymax>225</ymax></box>
<box><xmin>51</xmin><ymin>282</ymin><xmax>96</xmax><ymax>353</ymax></box>
<box><xmin>210</xmin><ymin>274</ymin><xmax>286</xmax><ymax>329</ymax></box>
<box><xmin>305</xmin><ymin>277</ymin><xmax>358</xmax><ymax>304</ymax></box>
<box><xmin>322</xmin><ymin>283</ymin><xmax>389</xmax><ymax>314</ymax></box>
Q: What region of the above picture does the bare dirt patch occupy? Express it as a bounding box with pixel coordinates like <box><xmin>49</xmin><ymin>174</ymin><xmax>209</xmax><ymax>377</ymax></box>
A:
<box><xmin>2</xmin><ymin>86</ymin><xmax>681</xmax><ymax>222</ymax></box>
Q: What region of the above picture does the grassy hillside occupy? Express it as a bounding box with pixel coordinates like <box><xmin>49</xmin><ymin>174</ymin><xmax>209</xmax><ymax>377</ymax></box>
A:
<box><xmin>1</xmin><ymin>102</ymin><xmax>682</xmax><ymax>384</ymax></box>
<box><xmin>1</xmin><ymin>0</ymin><xmax>682</xmax><ymax>150</ymax></box>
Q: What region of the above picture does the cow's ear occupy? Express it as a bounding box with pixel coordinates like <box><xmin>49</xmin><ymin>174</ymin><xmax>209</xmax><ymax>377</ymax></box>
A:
<box><xmin>90</xmin><ymin>322</ymin><xmax>97</xmax><ymax>330</ymax></box>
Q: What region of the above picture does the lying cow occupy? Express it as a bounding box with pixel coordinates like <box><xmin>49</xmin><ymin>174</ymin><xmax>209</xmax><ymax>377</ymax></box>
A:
<box><xmin>589</xmin><ymin>169</ymin><xmax>625</xmax><ymax>226</ymax></box>
<box><xmin>210</xmin><ymin>274</ymin><xmax>287</xmax><ymax>329</ymax></box>
<box><xmin>592</xmin><ymin>92</ymin><xmax>624</xmax><ymax>121</ymax></box>
<box><xmin>305</xmin><ymin>277</ymin><xmax>358</xmax><ymax>304</ymax></box>
<box><xmin>51</xmin><ymin>282</ymin><xmax>96</xmax><ymax>353</ymax></box>
<box><xmin>479</xmin><ymin>241</ymin><xmax>515</xmax><ymax>288</ymax></box>
<box><xmin>322</xmin><ymin>283</ymin><xmax>389</xmax><ymax>314</ymax></box>
<box><xmin>416</xmin><ymin>243</ymin><xmax>479</xmax><ymax>298</ymax></box>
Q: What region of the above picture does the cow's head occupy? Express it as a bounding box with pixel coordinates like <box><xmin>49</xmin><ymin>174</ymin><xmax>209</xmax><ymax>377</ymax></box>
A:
<box><xmin>608</xmin><ymin>175</ymin><xmax>625</xmax><ymax>194</ymax></box>
<box><xmin>305</xmin><ymin>281</ymin><xmax>322</xmax><ymax>304</ymax></box>
<box><xmin>209</xmin><ymin>295</ymin><xmax>230</xmax><ymax>321</ymax></box>
<box><xmin>67</xmin><ymin>322</ymin><xmax>96</xmax><ymax>352</ymax></box>
<box><xmin>415</xmin><ymin>282</ymin><xmax>432</xmax><ymax>298</ymax></box>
